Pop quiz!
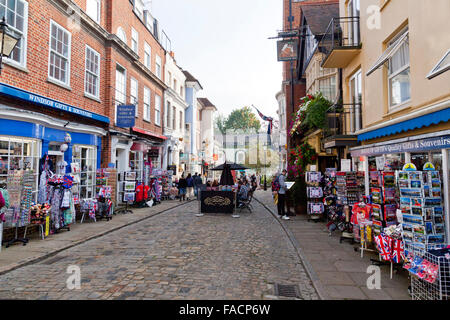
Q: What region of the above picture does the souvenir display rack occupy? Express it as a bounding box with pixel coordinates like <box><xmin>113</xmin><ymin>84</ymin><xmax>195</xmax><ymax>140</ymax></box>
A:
<box><xmin>95</xmin><ymin>169</ymin><xmax>113</xmax><ymax>221</ymax></box>
<box><xmin>4</xmin><ymin>170</ymin><xmax>30</xmax><ymax>247</ymax></box>
<box><xmin>369</xmin><ymin>171</ymin><xmax>398</xmax><ymax>237</ymax></box>
<box><xmin>335</xmin><ymin>172</ymin><xmax>365</xmax><ymax>206</ymax></box>
<box><xmin>115</xmin><ymin>171</ymin><xmax>135</xmax><ymax>214</ymax></box>
<box><xmin>406</xmin><ymin>243</ymin><xmax>450</xmax><ymax>300</ymax></box>
<box><xmin>306</xmin><ymin>171</ymin><xmax>324</xmax><ymax>221</ymax></box>
<box><xmin>398</xmin><ymin>168</ymin><xmax>445</xmax><ymax>251</ymax></box>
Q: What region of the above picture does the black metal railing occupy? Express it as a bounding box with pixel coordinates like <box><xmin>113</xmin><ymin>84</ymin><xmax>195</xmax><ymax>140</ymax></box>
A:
<box><xmin>324</xmin><ymin>103</ymin><xmax>362</xmax><ymax>138</ymax></box>
<box><xmin>319</xmin><ymin>17</ymin><xmax>361</xmax><ymax>64</ymax></box>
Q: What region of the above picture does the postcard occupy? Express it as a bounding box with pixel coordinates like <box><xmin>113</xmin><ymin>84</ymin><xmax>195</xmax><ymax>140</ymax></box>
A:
<box><xmin>413</xmin><ymin>225</ymin><xmax>425</xmax><ymax>234</ymax></box>
<box><xmin>433</xmin><ymin>214</ymin><xmax>444</xmax><ymax>224</ymax></box>
<box><xmin>410</xmin><ymin>180</ymin><xmax>421</xmax><ymax>188</ymax></box>
<box><xmin>400</xmin><ymin>188</ymin><xmax>422</xmax><ymax>197</ymax></box>
<box><xmin>402</xmin><ymin>223</ymin><xmax>413</xmax><ymax>233</ymax></box>
<box><xmin>430</xmin><ymin>171</ymin><xmax>440</xmax><ymax>179</ymax></box>
<box><xmin>424</xmin><ymin>198</ymin><xmax>441</xmax><ymax>207</ymax></box>
<box><xmin>402</xmin><ymin>231</ymin><xmax>413</xmax><ymax>242</ymax></box>
<box><xmin>427</xmin><ymin>234</ymin><xmax>445</xmax><ymax>244</ymax></box>
<box><xmin>408</xmin><ymin>172</ymin><xmax>421</xmax><ymax>181</ymax></box>
<box><xmin>411</xmin><ymin>207</ymin><xmax>423</xmax><ymax>217</ymax></box>
<box><xmin>425</xmin><ymin>221</ymin><xmax>433</xmax><ymax>234</ymax></box>
<box><xmin>434</xmin><ymin>224</ymin><xmax>445</xmax><ymax>234</ymax></box>
<box><xmin>402</xmin><ymin>214</ymin><xmax>423</xmax><ymax>225</ymax></box>
<box><xmin>398</xmin><ymin>172</ymin><xmax>408</xmax><ymax>180</ymax></box>
<box><xmin>424</xmin><ymin>207</ymin><xmax>433</xmax><ymax>220</ymax></box>
<box><xmin>431</xmin><ymin>188</ymin><xmax>441</xmax><ymax>198</ymax></box>
<box><xmin>400</xmin><ymin>197</ymin><xmax>410</xmax><ymax>206</ymax></box>
<box><xmin>411</xmin><ymin>198</ymin><xmax>422</xmax><ymax>207</ymax></box>
<box><xmin>431</xmin><ymin>179</ymin><xmax>441</xmax><ymax>188</ymax></box>
<box><xmin>398</xmin><ymin>180</ymin><xmax>409</xmax><ymax>188</ymax></box>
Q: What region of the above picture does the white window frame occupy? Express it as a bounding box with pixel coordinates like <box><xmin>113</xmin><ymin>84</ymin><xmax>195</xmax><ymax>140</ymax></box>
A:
<box><xmin>116</xmin><ymin>27</ymin><xmax>127</xmax><ymax>44</ymax></box>
<box><xmin>72</xmin><ymin>144</ymin><xmax>97</xmax><ymax>200</ymax></box>
<box><xmin>155</xmin><ymin>94</ymin><xmax>161</xmax><ymax>126</ymax></box>
<box><xmin>349</xmin><ymin>69</ymin><xmax>362</xmax><ymax>133</ymax></box>
<box><xmin>84</xmin><ymin>45</ymin><xmax>100</xmax><ymax>99</ymax></box>
<box><xmin>130</xmin><ymin>77</ymin><xmax>139</xmax><ymax>118</ymax></box>
<box><xmin>131</xmin><ymin>28</ymin><xmax>139</xmax><ymax>54</ymax></box>
<box><xmin>134</xmin><ymin>0</ymin><xmax>144</xmax><ymax>19</ymax></box>
<box><xmin>48</xmin><ymin>20</ymin><xmax>72</xmax><ymax>87</ymax></box>
<box><xmin>2</xmin><ymin>0</ymin><xmax>28</xmax><ymax>69</ymax></box>
<box><xmin>144</xmin><ymin>42</ymin><xmax>151</xmax><ymax>70</ymax></box>
<box><xmin>155</xmin><ymin>55</ymin><xmax>162</xmax><ymax>79</ymax></box>
<box><xmin>86</xmin><ymin>0</ymin><xmax>101</xmax><ymax>24</ymax></box>
<box><xmin>114</xmin><ymin>64</ymin><xmax>127</xmax><ymax>125</ymax></box>
<box><xmin>387</xmin><ymin>28</ymin><xmax>411</xmax><ymax>110</ymax></box>
<box><xmin>427</xmin><ymin>49</ymin><xmax>450</xmax><ymax>80</ymax></box>
<box><xmin>143</xmin><ymin>86</ymin><xmax>151</xmax><ymax>122</ymax></box>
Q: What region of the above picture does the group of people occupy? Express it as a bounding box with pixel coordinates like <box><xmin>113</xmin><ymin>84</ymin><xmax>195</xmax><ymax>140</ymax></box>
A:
<box><xmin>174</xmin><ymin>173</ymin><xmax>204</xmax><ymax>201</ymax></box>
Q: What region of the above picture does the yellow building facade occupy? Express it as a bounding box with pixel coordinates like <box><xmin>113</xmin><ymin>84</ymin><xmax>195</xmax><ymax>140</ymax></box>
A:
<box><xmin>321</xmin><ymin>0</ymin><xmax>450</xmax><ymax>240</ymax></box>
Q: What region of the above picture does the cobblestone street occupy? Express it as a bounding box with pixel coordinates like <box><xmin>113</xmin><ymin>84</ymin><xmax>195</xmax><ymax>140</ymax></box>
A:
<box><xmin>0</xmin><ymin>200</ymin><xmax>318</xmax><ymax>300</ymax></box>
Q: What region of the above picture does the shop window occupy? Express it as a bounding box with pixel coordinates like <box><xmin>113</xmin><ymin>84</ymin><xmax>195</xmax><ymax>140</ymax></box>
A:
<box><xmin>129</xmin><ymin>151</ymin><xmax>143</xmax><ymax>182</ymax></box>
<box><xmin>72</xmin><ymin>145</ymin><xmax>96</xmax><ymax>199</ymax></box>
<box><xmin>0</xmin><ymin>136</ymin><xmax>40</xmax><ymax>201</ymax></box>
<box><xmin>2</xmin><ymin>0</ymin><xmax>28</xmax><ymax>67</ymax></box>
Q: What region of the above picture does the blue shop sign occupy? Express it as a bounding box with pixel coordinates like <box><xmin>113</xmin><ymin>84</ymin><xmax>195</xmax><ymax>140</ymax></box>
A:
<box><xmin>0</xmin><ymin>82</ymin><xmax>110</xmax><ymax>123</ymax></box>
<box><xmin>351</xmin><ymin>135</ymin><xmax>450</xmax><ymax>157</ymax></box>
<box><xmin>116</xmin><ymin>105</ymin><xmax>136</xmax><ymax>128</ymax></box>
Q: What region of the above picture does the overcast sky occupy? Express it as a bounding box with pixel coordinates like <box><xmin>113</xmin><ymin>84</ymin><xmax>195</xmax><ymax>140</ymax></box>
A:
<box><xmin>151</xmin><ymin>0</ymin><xmax>283</xmax><ymax>119</ymax></box>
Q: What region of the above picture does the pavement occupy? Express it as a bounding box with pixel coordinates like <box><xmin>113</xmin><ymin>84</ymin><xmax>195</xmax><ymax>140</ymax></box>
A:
<box><xmin>253</xmin><ymin>189</ymin><xmax>412</xmax><ymax>300</ymax></box>
<box><xmin>0</xmin><ymin>196</ymin><xmax>319</xmax><ymax>300</ymax></box>
<box><xmin>0</xmin><ymin>200</ymin><xmax>185</xmax><ymax>275</ymax></box>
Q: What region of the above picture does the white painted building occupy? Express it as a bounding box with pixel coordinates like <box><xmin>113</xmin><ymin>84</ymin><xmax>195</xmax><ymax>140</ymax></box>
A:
<box><xmin>162</xmin><ymin>52</ymin><xmax>188</xmax><ymax>177</ymax></box>
<box><xmin>276</xmin><ymin>90</ymin><xmax>287</xmax><ymax>171</ymax></box>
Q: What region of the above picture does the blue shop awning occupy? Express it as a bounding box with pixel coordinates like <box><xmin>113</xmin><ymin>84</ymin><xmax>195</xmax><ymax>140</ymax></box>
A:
<box><xmin>358</xmin><ymin>108</ymin><xmax>450</xmax><ymax>141</ymax></box>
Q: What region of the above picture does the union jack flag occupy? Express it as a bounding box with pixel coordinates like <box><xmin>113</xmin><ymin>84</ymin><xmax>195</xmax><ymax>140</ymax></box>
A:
<box><xmin>391</xmin><ymin>239</ymin><xmax>405</xmax><ymax>263</ymax></box>
<box><xmin>375</xmin><ymin>234</ymin><xmax>392</xmax><ymax>261</ymax></box>
<box><xmin>252</xmin><ymin>105</ymin><xmax>274</xmax><ymax>144</ymax></box>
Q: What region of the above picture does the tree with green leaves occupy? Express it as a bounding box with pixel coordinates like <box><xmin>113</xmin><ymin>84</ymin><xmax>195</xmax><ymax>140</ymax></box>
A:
<box><xmin>225</xmin><ymin>106</ymin><xmax>261</xmax><ymax>133</ymax></box>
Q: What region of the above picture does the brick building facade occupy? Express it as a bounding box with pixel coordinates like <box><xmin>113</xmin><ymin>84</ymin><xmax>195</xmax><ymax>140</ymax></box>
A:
<box><xmin>0</xmin><ymin>0</ymin><xmax>169</xmax><ymax>204</ymax></box>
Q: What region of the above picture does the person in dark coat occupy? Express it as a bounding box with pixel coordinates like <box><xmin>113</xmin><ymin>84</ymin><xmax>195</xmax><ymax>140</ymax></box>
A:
<box><xmin>178</xmin><ymin>174</ymin><xmax>187</xmax><ymax>201</ymax></box>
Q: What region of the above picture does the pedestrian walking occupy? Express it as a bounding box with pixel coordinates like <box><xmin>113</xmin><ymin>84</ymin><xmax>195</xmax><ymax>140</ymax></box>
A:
<box><xmin>178</xmin><ymin>174</ymin><xmax>187</xmax><ymax>201</ymax></box>
<box><xmin>277</xmin><ymin>169</ymin><xmax>289</xmax><ymax>220</ymax></box>
<box><xmin>186</xmin><ymin>173</ymin><xmax>194</xmax><ymax>200</ymax></box>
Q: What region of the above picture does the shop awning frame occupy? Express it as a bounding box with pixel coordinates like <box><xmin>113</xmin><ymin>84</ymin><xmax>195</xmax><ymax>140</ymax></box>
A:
<box><xmin>366</xmin><ymin>31</ymin><xmax>409</xmax><ymax>76</ymax></box>
<box><xmin>357</xmin><ymin>107</ymin><xmax>450</xmax><ymax>142</ymax></box>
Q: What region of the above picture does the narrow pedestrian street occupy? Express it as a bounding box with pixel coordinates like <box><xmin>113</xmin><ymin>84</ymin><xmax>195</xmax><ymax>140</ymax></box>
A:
<box><xmin>0</xmin><ymin>199</ymin><xmax>318</xmax><ymax>300</ymax></box>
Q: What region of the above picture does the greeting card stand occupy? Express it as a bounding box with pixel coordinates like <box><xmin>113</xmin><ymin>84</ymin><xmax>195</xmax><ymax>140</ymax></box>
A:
<box><xmin>115</xmin><ymin>172</ymin><xmax>134</xmax><ymax>214</ymax></box>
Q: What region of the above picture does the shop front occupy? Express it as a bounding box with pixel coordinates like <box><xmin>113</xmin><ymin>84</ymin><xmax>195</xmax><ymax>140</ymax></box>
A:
<box><xmin>0</xmin><ymin>83</ymin><xmax>109</xmax><ymax>241</ymax></box>
<box><xmin>350</xmin><ymin>130</ymin><xmax>450</xmax><ymax>244</ymax></box>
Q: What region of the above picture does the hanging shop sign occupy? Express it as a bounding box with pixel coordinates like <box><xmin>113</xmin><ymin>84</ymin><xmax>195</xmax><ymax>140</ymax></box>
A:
<box><xmin>116</xmin><ymin>105</ymin><xmax>136</xmax><ymax>128</ymax></box>
<box><xmin>0</xmin><ymin>83</ymin><xmax>110</xmax><ymax>123</ymax></box>
<box><xmin>277</xmin><ymin>39</ymin><xmax>298</xmax><ymax>61</ymax></box>
<box><xmin>351</xmin><ymin>135</ymin><xmax>450</xmax><ymax>157</ymax></box>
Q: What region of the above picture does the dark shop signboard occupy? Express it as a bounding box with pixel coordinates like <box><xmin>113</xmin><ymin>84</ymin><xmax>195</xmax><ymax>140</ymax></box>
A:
<box><xmin>200</xmin><ymin>191</ymin><xmax>235</xmax><ymax>214</ymax></box>
<box><xmin>351</xmin><ymin>135</ymin><xmax>450</xmax><ymax>157</ymax></box>
<box><xmin>116</xmin><ymin>105</ymin><xmax>136</xmax><ymax>128</ymax></box>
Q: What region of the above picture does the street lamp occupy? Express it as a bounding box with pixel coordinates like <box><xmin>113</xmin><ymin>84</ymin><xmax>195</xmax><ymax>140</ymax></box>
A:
<box><xmin>0</xmin><ymin>17</ymin><xmax>20</xmax><ymax>75</ymax></box>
